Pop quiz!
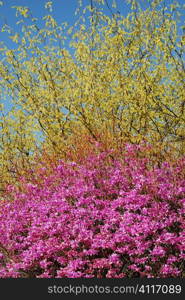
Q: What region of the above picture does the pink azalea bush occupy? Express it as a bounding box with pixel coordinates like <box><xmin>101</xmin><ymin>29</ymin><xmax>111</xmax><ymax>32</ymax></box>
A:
<box><xmin>0</xmin><ymin>144</ymin><xmax>184</xmax><ymax>278</ymax></box>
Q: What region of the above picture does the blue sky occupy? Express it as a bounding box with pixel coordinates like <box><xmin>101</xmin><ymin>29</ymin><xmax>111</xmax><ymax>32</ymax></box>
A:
<box><xmin>0</xmin><ymin>0</ymin><xmax>184</xmax><ymax>54</ymax></box>
<box><xmin>0</xmin><ymin>0</ymin><xmax>78</xmax><ymax>48</ymax></box>
<box><xmin>0</xmin><ymin>0</ymin><xmax>131</xmax><ymax>113</ymax></box>
<box><xmin>0</xmin><ymin>0</ymin><xmax>184</xmax><ymax>53</ymax></box>
<box><xmin>0</xmin><ymin>0</ymin><xmax>78</xmax><ymax>26</ymax></box>
<box><xmin>0</xmin><ymin>0</ymin><xmax>184</xmax><ymax>41</ymax></box>
<box><xmin>0</xmin><ymin>0</ymin><xmax>184</xmax><ymax>114</ymax></box>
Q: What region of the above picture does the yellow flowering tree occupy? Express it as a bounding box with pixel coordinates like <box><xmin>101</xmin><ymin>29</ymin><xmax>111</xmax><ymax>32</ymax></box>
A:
<box><xmin>0</xmin><ymin>0</ymin><xmax>184</xmax><ymax>190</ymax></box>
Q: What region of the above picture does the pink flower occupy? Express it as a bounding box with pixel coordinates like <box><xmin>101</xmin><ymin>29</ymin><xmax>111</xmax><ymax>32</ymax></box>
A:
<box><xmin>160</xmin><ymin>264</ymin><xmax>181</xmax><ymax>276</ymax></box>
<box><xmin>0</xmin><ymin>144</ymin><xmax>184</xmax><ymax>278</ymax></box>
<box><xmin>151</xmin><ymin>246</ymin><xmax>166</xmax><ymax>257</ymax></box>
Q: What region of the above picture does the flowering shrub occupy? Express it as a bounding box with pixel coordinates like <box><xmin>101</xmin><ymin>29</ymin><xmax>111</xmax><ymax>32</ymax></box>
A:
<box><xmin>0</xmin><ymin>144</ymin><xmax>184</xmax><ymax>278</ymax></box>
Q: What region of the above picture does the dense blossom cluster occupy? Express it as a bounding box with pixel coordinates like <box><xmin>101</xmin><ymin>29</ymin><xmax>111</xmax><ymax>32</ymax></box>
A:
<box><xmin>0</xmin><ymin>144</ymin><xmax>184</xmax><ymax>278</ymax></box>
